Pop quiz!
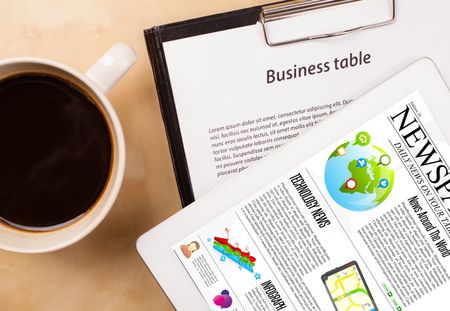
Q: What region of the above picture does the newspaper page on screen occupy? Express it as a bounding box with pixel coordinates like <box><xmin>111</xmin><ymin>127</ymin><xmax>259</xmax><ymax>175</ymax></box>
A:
<box><xmin>172</xmin><ymin>91</ymin><xmax>450</xmax><ymax>311</ymax></box>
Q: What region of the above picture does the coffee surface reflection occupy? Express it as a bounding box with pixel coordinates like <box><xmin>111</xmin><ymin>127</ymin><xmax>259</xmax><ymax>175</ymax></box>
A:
<box><xmin>0</xmin><ymin>74</ymin><xmax>112</xmax><ymax>230</ymax></box>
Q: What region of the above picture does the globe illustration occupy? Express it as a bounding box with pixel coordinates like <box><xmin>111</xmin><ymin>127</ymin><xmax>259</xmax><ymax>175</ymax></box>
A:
<box><xmin>324</xmin><ymin>132</ymin><xmax>394</xmax><ymax>211</ymax></box>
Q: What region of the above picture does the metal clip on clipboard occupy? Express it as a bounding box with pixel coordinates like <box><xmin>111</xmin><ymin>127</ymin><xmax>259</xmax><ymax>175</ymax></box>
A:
<box><xmin>260</xmin><ymin>0</ymin><xmax>396</xmax><ymax>46</ymax></box>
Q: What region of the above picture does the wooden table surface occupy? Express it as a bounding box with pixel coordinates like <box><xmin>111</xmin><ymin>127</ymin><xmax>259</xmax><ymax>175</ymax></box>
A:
<box><xmin>0</xmin><ymin>1</ymin><xmax>270</xmax><ymax>310</ymax></box>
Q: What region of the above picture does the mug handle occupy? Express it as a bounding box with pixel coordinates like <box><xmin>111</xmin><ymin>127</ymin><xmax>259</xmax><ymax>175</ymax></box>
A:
<box><xmin>85</xmin><ymin>42</ymin><xmax>136</xmax><ymax>94</ymax></box>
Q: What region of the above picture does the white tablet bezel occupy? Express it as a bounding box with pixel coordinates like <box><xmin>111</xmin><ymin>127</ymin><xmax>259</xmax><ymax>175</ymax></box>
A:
<box><xmin>137</xmin><ymin>58</ymin><xmax>450</xmax><ymax>310</ymax></box>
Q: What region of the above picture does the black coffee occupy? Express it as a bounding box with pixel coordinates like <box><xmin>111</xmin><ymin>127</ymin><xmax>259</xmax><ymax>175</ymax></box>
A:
<box><xmin>0</xmin><ymin>74</ymin><xmax>112</xmax><ymax>230</ymax></box>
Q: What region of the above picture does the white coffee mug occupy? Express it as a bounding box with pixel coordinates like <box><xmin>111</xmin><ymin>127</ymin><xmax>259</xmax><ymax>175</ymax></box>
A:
<box><xmin>0</xmin><ymin>43</ymin><xmax>136</xmax><ymax>253</ymax></box>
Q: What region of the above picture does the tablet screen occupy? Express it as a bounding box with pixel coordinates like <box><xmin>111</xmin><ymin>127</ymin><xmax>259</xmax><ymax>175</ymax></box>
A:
<box><xmin>171</xmin><ymin>89</ymin><xmax>450</xmax><ymax>310</ymax></box>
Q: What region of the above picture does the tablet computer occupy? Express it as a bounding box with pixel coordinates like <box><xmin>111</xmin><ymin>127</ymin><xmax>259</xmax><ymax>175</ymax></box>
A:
<box><xmin>138</xmin><ymin>58</ymin><xmax>450</xmax><ymax>310</ymax></box>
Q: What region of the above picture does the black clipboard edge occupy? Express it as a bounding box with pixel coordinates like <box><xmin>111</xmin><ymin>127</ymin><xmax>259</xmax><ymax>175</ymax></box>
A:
<box><xmin>144</xmin><ymin>3</ymin><xmax>283</xmax><ymax>206</ymax></box>
<box><xmin>145</xmin><ymin>25</ymin><xmax>195</xmax><ymax>207</ymax></box>
<box><xmin>146</xmin><ymin>6</ymin><xmax>262</xmax><ymax>43</ymax></box>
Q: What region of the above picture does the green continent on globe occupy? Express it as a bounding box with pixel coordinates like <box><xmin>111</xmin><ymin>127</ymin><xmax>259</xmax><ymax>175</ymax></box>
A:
<box><xmin>340</xmin><ymin>158</ymin><xmax>376</xmax><ymax>194</ymax></box>
<box><xmin>340</xmin><ymin>156</ymin><xmax>394</xmax><ymax>205</ymax></box>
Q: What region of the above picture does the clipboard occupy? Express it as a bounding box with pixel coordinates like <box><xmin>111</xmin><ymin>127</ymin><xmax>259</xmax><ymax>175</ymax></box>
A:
<box><xmin>145</xmin><ymin>4</ymin><xmax>263</xmax><ymax>206</ymax></box>
<box><xmin>144</xmin><ymin>0</ymin><xmax>450</xmax><ymax>207</ymax></box>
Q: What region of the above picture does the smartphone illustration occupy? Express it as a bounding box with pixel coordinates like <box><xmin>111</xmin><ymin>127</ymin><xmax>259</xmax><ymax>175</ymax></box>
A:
<box><xmin>322</xmin><ymin>261</ymin><xmax>378</xmax><ymax>311</ymax></box>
